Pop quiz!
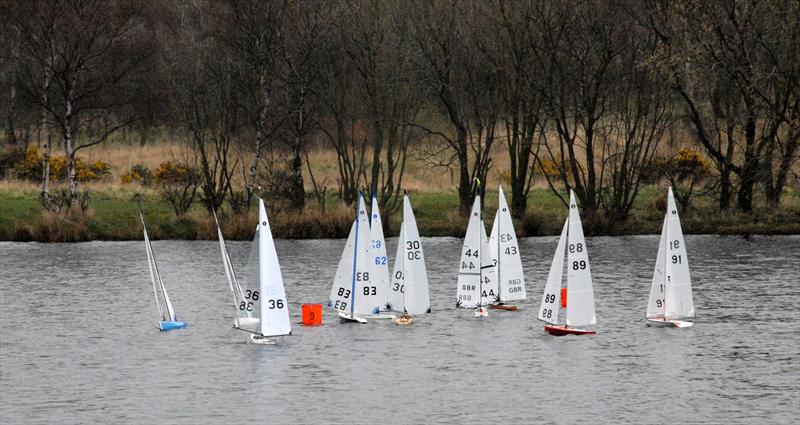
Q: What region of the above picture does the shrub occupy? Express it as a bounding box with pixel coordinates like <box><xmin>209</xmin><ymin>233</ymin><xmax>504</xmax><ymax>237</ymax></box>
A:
<box><xmin>656</xmin><ymin>149</ymin><xmax>711</xmax><ymax>210</ymax></box>
<box><xmin>154</xmin><ymin>160</ymin><xmax>199</xmax><ymax>215</ymax></box>
<box><xmin>2</xmin><ymin>146</ymin><xmax>110</xmax><ymax>183</ymax></box>
<box><xmin>76</xmin><ymin>159</ymin><xmax>111</xmax><ymax>182</ymax></box>
<box><xmin>121</xmin><ymin>164</ymin><xmax>154</xmax><ymax>186</ymax></box>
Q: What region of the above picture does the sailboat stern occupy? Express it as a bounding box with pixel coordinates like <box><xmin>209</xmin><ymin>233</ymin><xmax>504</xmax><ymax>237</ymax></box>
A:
<box><xmin>159</xmin><ymin>320</ymin><xmax>187</xmax><ymax>331</ymax></box>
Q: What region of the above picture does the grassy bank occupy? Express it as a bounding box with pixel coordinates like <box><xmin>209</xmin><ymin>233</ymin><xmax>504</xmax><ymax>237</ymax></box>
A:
<box><xmin>1</xmin><ymin>181</ymin><xmax>798</xmax><ymax>242</ymax></box>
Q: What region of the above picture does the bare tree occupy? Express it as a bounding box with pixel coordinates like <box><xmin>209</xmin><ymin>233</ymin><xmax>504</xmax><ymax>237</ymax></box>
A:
<box><xmin>411</xmin><ymin>0</ymin><xmax>500</xmax><ymax>213</ymax></box>
<box><xmin>11</xmin><ymin>0</ymin><xmax>156</xmax><ymax>208</ymax></box>
<box><xmin>643</xmin><ymin>0</ymin><xmax>800</xmax><ymax>211</ymax></box>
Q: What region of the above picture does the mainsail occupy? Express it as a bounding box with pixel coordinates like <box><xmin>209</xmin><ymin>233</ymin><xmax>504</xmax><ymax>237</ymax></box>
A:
<box><xmin>257</xmin><ymin>198</ymin><xmax>291</xmax><ymax>336</ymax></box>
<box><xmin>663</xmin><ymin>188</ymin><xmax>695</xmax><ymax>319</ymax></box>
<box><xmin>139</xmin><ymin>205</ymin><xmax>176</xmax><ymax>322</ymax></box>
<box><xmin>565</xmin><ymin>190</ymin><xmax>596</xmax><ymax>327</ymax></box>
<box><xmin>489</xmin><ymin>186</ymin><xmax>526</xmax><ymax>302</ymax></box>
<box><xmin>399</xmin><ymin>194</ymin><xmax>430</xmax><ymax>315</ymax></box>
<box><xmin>456</xmin><ymin>196</ymin><xmax>482</xmax><ymax>308</ymax></box>
<box><xmin>369</xmin><ymin>194</ymin><xmax>390</xmax><ymax>310</ymax></box>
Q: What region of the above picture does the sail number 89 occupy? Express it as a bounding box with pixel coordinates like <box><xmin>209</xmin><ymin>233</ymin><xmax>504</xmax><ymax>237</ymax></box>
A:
<box><xmin>571</xmin><ymin>260</ymin><xmax>587</xmax><ymax>270</ymax></box>
<box><xmin>568</xmin><ymin>243</ymin><xmax>583</xmax><ymax>253</ymax></box>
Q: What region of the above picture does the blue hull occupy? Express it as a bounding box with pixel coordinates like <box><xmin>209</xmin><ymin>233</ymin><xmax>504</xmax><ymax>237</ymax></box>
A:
<box><xmin>159</xmin><ymin>321</ymin><xmax>187</xmax><ymax>331</ymax></box>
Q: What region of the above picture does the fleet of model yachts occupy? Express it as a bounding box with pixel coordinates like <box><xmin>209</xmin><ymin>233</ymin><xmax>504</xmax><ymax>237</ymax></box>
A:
<box><xmin>139</xmin><ymin>186</ymin><xmax>695</xmax><ymax>344</ymax></box>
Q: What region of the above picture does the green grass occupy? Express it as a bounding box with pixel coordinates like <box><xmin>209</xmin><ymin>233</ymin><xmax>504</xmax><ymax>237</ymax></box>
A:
<box><xmin>1</xmin><ymin>185</ymin><xmax>798</xmax><ymax>241</ymax></box>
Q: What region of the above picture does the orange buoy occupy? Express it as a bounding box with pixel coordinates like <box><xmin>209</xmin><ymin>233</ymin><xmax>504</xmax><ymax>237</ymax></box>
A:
<box><xmin>302</xmin><ymin>304</ymin><xmax>323</xmax><ymax>326</ymax></box>
<box><xmin>561</xmin><ymin>287</ymin><xmax>567</xmax><ymax>308</ymax></box>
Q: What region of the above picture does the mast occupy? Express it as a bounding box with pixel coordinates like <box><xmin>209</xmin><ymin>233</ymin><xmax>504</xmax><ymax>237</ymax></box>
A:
<box><xmin>402</xmin><ymin>199</ymin><xmax>408</xmax><ymax>314</ymax></box>
<box><xmin>349</xmin><ymin>193</ymin><xmax>362</xmax><ymax>316</ymax></box>
<box><xmin>497</xmin><ymin>196</ymin><xmax>502</xmax><ymax>302</ymax></box>
<box><xmin>663</xmin><ymin>198</ymin><xmax>670</xmax><ymax>318</ymax></box>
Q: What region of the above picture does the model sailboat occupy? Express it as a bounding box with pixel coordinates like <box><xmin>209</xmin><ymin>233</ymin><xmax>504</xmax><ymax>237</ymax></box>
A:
<box><xmin>369</xmin><ymin>193</ymin><xmax>391</xmax><ymax>311</ymax></box>
<box><xmin>389</xmin><ymin>192</ymin><xmax>431</xmax><ymax>325</ymax></box>
<box><xmin>456</xmin><ymin>193</ymin><xmax>497</xmax><ymax>317</ymax></box>
<box><xmin>489</xmin><ymin>186</ymin><xmax>526</xmax><ymax>310</ymax></box>
<box><xmin>329</xmin><ymin>193</ymin><xmax>386</xmax><ymax>323</ymax></box>
<box><xmin>646</xmin><ymin>187</ymin><xmax>695</xmax><ymax>328</ymax></box>
<box><xmin>216</xmin><ymin>199</ymin><xmax>291</xmax><ymax>344</ymax></box>
<box><xmin>537</xmin><ymin>190</ymin><xmax>596</xmax><ymax>336</ymax></box>
<box><xmin>137</xmin><ymin>201</ymin><xmax>186</xmax><ymax>331</ymax></box>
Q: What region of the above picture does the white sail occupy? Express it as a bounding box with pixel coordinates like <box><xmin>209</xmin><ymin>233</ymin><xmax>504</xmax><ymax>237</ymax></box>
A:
<box><xmin>235</xmin><ymin>228</ymin><xmax>262</xmax><ymax>333</ymax></box>
<box><xmin>214</xmin><ymin>212</ymin><xmax>250</xmax><ymax>321</ymax></box>
<box><xmin>401</xmin><ymin>194</ymin><xmax>430</xmax><ymax>315</ymax></box>
<box><xmin>369</xmin><ymin>195</ymin><xmax>391</xmax><ymax>310</ymax></box>
<box><xmin>354</xmin><ymin>194</ymin><xmax>381</xmax><ymax>315</ymax></box>
<box><xmin>257</xmin><ymin>199</ymin><xmax>291</xmax><ymax>336</ymax></box>
<box><xmin>387</xmin><ymin>223</ymin><xmax>406</xmax><ymax>312</ymax></box>
<box><xmin>538</xmin><ymin>218</ymin><xmax>568</xmax><ymax>324</ymax></box>
<box><xmin>140</xmin><ymin>208</ymin><xmax>176</xmax><ymax>322</ymax></box>
<box><xmin>490</xmin><ymin>186</ymin><xmax>526</xmax><ymax>302</ymax></box>
<box><xmin>664</xmin><ymin>188</ymin><xmax>694</xmax><ymax>319</ymax></box>
<box><xmin>565</xmin><ymin>190</ymin><xmax>596</xmax><ymax>327</ymax></box>
<box><xmin>479</xmin><ymin>221</ymin><xmax>498</xmax><ymax>305</ymax></box>
<box><xmin>329</xmin><ymin>221</ymin><xmax>357</xmax><ymax>313</ymax></box>
<box><xmin>646</xmin><ymin>214</ymin><xmax>668</xmax><ymax>318</ymax></box>
<box><xmin>456</xmin><ymin>196</ymin><xmax>482</xmax><ymax>308</ymax></box>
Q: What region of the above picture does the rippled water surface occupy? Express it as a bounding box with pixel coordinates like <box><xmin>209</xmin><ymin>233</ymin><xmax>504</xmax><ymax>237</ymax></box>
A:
<box><xmin>1</xmin><ymin>235</ymin><xmax>799</xmax><ymax>424</ymax></box>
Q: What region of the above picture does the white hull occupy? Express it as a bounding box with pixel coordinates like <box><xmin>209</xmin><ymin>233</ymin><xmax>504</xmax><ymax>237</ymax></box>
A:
<box><xmin>646</xmin><ymin>317</ymin><xmax>694</xmax><ymax>328</ymax></box>
<box><xmin>249</xmin><ymin>334</ymin><xmax>276</xmax><ymax>345</ymax></box>
<box><xmin>338</xmin><ymin>312</ymin><xmax>368</xmax><ymax>324</ymax></box>
<box><xmin>361</xmin><ymin>313</ymin><xmax>396</xmax><ymax>320</ymax></box>
<box><xmin>473</xmin><ymin>307</ymin><xmax>489</xmax><ymax>317</ymax></box>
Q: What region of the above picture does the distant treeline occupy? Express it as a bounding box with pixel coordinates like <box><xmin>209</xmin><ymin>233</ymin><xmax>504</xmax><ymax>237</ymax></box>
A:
<box><xmin>0</xmin><ymin>0</ymin><xmax>798</xmax><ymax>221</ymax></box>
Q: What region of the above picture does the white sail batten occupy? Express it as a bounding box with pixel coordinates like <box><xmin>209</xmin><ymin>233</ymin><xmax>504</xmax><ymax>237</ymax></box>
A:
<box><xmin>456</xmin><ymin>196</ymin><xmax>482</xmax><ymax>308</ymax></box>
<box><xmin>257</xmin><ymin>199</ymin><xmax>291</xmax><ymax>336</ymax></box>
<box><xmin>369</xmin><ymin>195</ymin><xmax>390</xmax><ymax>311</ymax></box>
<box><xmin>490</xmin><ymin>186</ymin><xmax>526</xmax><ymax>301</ymax></box>
<box><xmin>646</xmin><ymin>214</ymin><xmax>668</xmax><ymax>318</ymax></box>
<box><xmin>402</xmin><ymin>194</ymin><xmax>430</xmax><ymax>315</ymax></box>
<box><xmin>479</xmin><ymin>221</ymin><xmax>497</xmax><ymax>306</ymax></box>
<box><xmin>664</xmin><ymin>188</ymin><xmax>694</xmax><ymax>319</ymax></box>
<box><xmin>538</xmin><ymin>218</ymin><xmax>568</xmax><ymax>324</ymax></box>
<box><xmin>354</xmin><ymin>194</ymin><xmax>380</xmax><ymax>315</ymax></box>
<box><xmin>565</xmin><ymin>191</ymin><xmax>596</xmax><ymax>327</ymax></box>
<box><xmin>388</xmin><ymin>223</ymin><xmax>406</xmax><ymax>312</ymax></box>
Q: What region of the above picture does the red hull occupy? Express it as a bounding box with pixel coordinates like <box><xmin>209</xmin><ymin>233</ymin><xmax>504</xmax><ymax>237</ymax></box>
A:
<box><xmin>544</xmin><ymin>324</ymin><xmax>596</xmax><ymax>336</ymax></box>
<box><xmin>489</xmin><ymin>304</ymin><xmax>518</xmax><ymax>311</ymax></box>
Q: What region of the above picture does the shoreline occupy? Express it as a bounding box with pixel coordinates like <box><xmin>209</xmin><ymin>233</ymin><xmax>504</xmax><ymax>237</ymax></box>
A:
<box><xmin>2</xmin><ymin>186</ymin><xmax>798</xmax><ymax>242</ymax></box>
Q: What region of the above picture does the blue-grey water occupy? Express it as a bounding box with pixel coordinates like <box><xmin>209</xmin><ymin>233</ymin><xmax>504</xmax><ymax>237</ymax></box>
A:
<box><xmin>1</xmin><ymin>235</ymin><xmax>798</xmax><ymax>424</ymax></box>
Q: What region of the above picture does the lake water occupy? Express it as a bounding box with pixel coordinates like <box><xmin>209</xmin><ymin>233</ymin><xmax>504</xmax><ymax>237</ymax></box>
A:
<box><xmin>1</xmin><ymin>235</ymin><xmax>798</xmax><ymax>424</ymax></box>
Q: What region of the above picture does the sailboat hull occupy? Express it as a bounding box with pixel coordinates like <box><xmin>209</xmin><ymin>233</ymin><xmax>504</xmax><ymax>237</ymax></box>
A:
<box><xmin>646</xmin><ymin>317</ymin><xmax>694</xmax><ymax>328</ymax></box>
<box><xmin>159</xmin><ymin>321</ymin><xmax>187</xmax><ymax>331</ymax></box>
<box><xmin>489</xmin><ymin>304</ymin><xmax>518</xmax><ymax>311</ymax></box>
<box><xmin>338</xmin><ymin>312</ymin><xmax>368</xmax><ymax>324</ymax></box>
<box><xmin>249</xmin><ymin>334</ymin><xmax>276</xmax><ymax>345</ymax></box>
<box><xmin>544</xmin><ymin>324</ymin><xmax>595</xmax><ymax>336</ymax></box>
